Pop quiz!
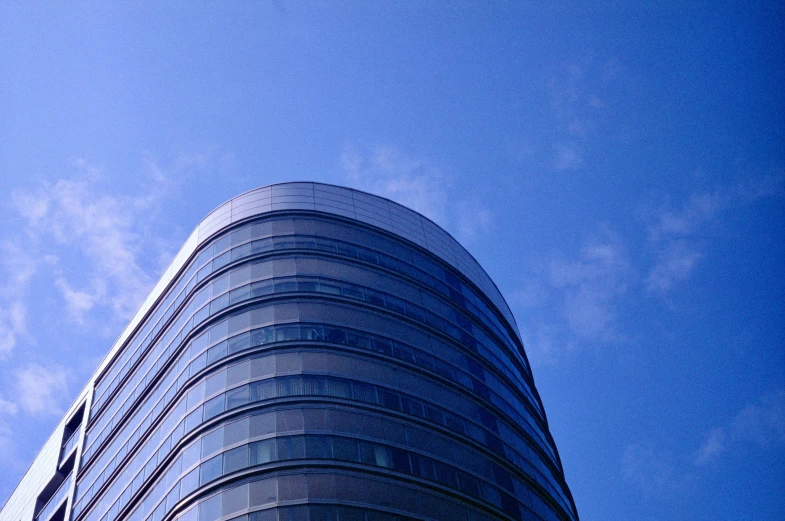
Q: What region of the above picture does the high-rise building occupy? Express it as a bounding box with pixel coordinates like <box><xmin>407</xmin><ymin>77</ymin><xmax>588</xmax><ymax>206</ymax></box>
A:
<box><xmin>0</xmin><ymin>183</ymin><xmax>577</xmax><ymax>521</ymax></box>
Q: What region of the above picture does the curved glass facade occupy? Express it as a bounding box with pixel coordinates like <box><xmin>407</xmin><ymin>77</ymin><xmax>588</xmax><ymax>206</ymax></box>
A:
<box><xmin>1</xmin><ymin>183</ymin><xmax>577</xmax><ymax>521</ymax></box>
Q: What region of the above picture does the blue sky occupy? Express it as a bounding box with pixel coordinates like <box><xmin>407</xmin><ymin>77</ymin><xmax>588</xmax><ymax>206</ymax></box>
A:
<box><xmin>0</xmin><ymin>3</ymin><xmax>783</xmax><ymax>520</ymax></box>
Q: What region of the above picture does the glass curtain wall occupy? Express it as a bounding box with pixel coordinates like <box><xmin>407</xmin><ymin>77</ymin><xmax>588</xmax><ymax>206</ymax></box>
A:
<box><xmin>74</xmin><ymin>193</ymin><xmax>577</xmax><ymax>521</ymax></box>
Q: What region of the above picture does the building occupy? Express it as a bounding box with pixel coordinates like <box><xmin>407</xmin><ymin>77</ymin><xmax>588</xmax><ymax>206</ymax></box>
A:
<box><xmin>0</xmin><ymin>182</ymin><xmax>578</xmax><ymax>521</ymax></box>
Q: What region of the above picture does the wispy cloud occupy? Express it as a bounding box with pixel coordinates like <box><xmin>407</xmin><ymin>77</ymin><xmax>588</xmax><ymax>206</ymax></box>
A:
<box><xmin>0</xmin><ymin>242</ymin><xmax>37</xmax><ymax>359</ymax></box>
<box><xmin>338</xmin><ymin>144</ymin><xmax>494</xmax><ymax>244</ymax></box>
<box><xmin>14</xmin><ymin>364</ymin><xmax>70</xmax><ymax>417</ymax></box>
<box><xmin>5</xmin><ymin>155</ymin><xmax>208</xmax><ymax>332</ymax></box>
<box><xmin>694</xmin><ymin>427</ymin><xmax>727</xmax><ymax>466</ymax></box>
<box><xmin>511</xmin><ymin>171</ymin><xmax>783</xmax><ymax>366</ymax></box>
<box><xmin>645</xmin><ymin>174</ymin><xmax>784</xmax><ymax>294</ymax></box>
<box><xmin>340</xmin><ymin>144</ymin><xmax>449</xmax><ymax>226</ymax></box>
<box><xmin>0</xmin><ymin>149</ymin><xmax>230</xmax><ymax>482</ymax></box>
<box><xmin>455</xmin><ymin>200</ymin><xmax>493</xmax><ymax>242</ymax></box>
<box><xmin>552</xmin><ymin>142</ymin><xmax>582</xmax><ymax>171</ymax></box>
<box><xmin>0</xmin><ymin>396</ymin><xmax>20</xmax><ymax>467</ymax></box>
<box><xmin>514</xmin><ymin>225</ymin><xmax>631</xmax><ymax>364</ymax></box>
<box><xmin>645</xmin><ymin>241</ymin><xmax>703</xmax><ymax>293</ymax></box>
<box><xmin>0</xmin><ymin>302</ymin><xmax>26</xmax><ymax>360</ymax></box>
<box><xmin>11</xmin><ymin>172</ymin><xmax>158</xmax><ymax>322</ymax></box>
<box><xmin>621</xmin><ymin>444</ymin><xmax>695</xmax><ymax>495</ymax></box>
<box><xmin>547</xmin><ymin>57</ymin><xmax>620</xmax><ymax>172</ymax></box>
<box><xmin>695</xmin><ymin>389</ymin><xmax>785</xmax><ymax>466</ymax></box>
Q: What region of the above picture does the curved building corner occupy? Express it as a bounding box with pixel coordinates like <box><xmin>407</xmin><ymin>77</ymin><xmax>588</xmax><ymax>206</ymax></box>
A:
<box><xmin>1</xmin><ymin>182</ymin><xmax>578</xmax><ymax>521</ymax></box>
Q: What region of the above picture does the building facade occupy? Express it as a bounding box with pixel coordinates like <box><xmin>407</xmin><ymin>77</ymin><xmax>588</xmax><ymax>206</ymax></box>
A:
<box><xmin>0</xmin><ymin>183</ymin><xmax>578</xmax><ymax>521</ymax></box>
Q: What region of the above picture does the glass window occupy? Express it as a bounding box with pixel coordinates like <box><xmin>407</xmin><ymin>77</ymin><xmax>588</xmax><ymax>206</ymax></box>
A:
<box><xmin>185</xmin><ymin>407</ymin><xmax>202</xmax><ymax>433</ymax></box>
<box><xmin>282</xmin><ymin>505</ymin><xmax>309</xmax><ymax>521</ymax></box>
<box><xmin>297</xmin><ymin>280</ymin><xmax>319</xmax><ymax>293</ymax></box>
<box><xmin>401</xmin><ymin>396</ymin><xmax>424</xmax><ymax>418</ymax></box>
<box><xmin>359</xmin><ymin>441</ymin><xmax>377</xmax><ymax>466</ymax></box>
<box><xmin>325</xmin><ymin>327</ymin><xmax>347</xmax><ymax>344</ymax></box>
<box><xmin>352</xmin><ymin>382</ymin><xmax>377</xmax><ymax>404</ymax></box>
<box><xmin>202</xmin><ymin>428</ymin><xmax>224</xmax><ymax>457</ymax></box>
<box><xmin>435</xmin><ymin>461</ymin><xmax>459</xmax><ymax>488</ymax></box>
<box><xmin>319</xmin><ymin>281</ymin><xmax>341</xmax><ymax>295</ymax></box>
<box><xmin>252</xmin><ymin>380</ymin><xmax>276</xmax><ymax>401</ymax></box>
<box><xmin>274</xmin><ymin>280</ymin><xmax>298</xmax><ymax>294</ymax></box>
<box><xmin>203</xmin><ymin>395</ymin><xmax>225</xmax><ymax>420</ymax></box>
<box><xmin>411</xmin><ymin>453</ymin><xmax>436</xmax><ymax>480</ymax></box>
<box><xmin>372</xmin><ymin>337</ymin><xmax>393</xmax><ymax>356</ymax></box>
<box><xmin>179</xmin><ymin>506</ymin><xmax>197</xmax><ymax>521</ymax></box>
<box><xmin>191</xmin><ymin>352</ymin><xmax>208</xmax><ymax>374</ymax></box>
<box><xmin>210</xmin><ymin>293</ymin><xmax>230</xmax><ymax>314</ymax></box>
<box><xmin>250</xmin><ymin>280</ymin><xmax>274</xmax><ymax>298</ymax></box>
<box><xmin>365</xmin><ymin>289</ymin><xmax>385</xmax><ymax>306</ymax></box>
<box><xmin>227</xmin><ymin>331</ymin><xmax>251</xmax><ymax>354</ymax></box>
<box><xmin>304</xmin><ymin>435</ymin><xmax>328</xmax><ymax>458</ymax></box>
<box><xmin>458</xmin><ymin>470</ymin><xmax>480</xmax><ymax>497</ymax></box>
<box><xmin>250</xmin><ymin>439</ymin><xmax>276</xmax><ymax>465</ymax></box>
<box><xmin>224</xmin><ymin>417</ymin><xmax>249</xmax><ymax>446</ymax></box>
<box><xmin>287</xmin><ymin>436</ymin><xmax>305</xmax><ymax>459</ymax></box>
<box><xmin>302</xmin><ymin>324</ymin><xmax>324</xmax><ymax>341</ymax></box>
<box><xmin>207</xmin><ymin>341</ymin><xmax>228</xmax><ymax>365</ymax></box>
<box><xmin>347</xmin><ymin>330</ymin><xmax>370</xmax><ymax>349</ymax></box>
<box><xmin>165</xmin><ymin>482</ymin><xmax>180</xmax><ymax>512</ymax></box>
<box><xmin>309</xmin><ymin>505</ymin><xmax>334</xmax><ymax>521</ymax></box>
<box><xmin>200</xmin><ymin>455</ymin><xmax>223</xmax><ymax>485</ymax></box>
<box><xmin>337</xmin><ymin>506</ymin><xmax>365</xmax><ymax>521</ymax></box>
<box><xmin>206</xmin><ymin>369</ymin><xmax>227</xmax><ymax>396</ymax></box>
<box><xmin>481</xmin><ymin>483</ymin><xmax>502</xmax><ymax>508</ymax></box>
<box><xmin>223</xmin><ymin>445</ymin><xmax>248</xmax><ymax>474</ymax></box>
<box><xmin>248</xmin><ymin>479</ymin><xmax>277</xmax><ymax>507</ymax></box>
<box><xmin>250</xmin><ymin>413</ymin><xmax>275</xmax><ymax>437</ymax></box>
<box><xmin>445</xmin><ymin>412</ymin><xmax>466</xmax><ymax>434</ymax></box>
<box><xmin>182</xmin><ymin>440</ymin><xmax>201</xmax><ymax>469</ymax></box>
<box><xmin>226</xmin><ymin>385</ymin><xmax>250</xmax><ymax>409</ymax></box>
<box><xmin>379</xmin><ymin>389</ymin><xmax>401</xmax><ymax>411</ymax></box>
<box><xmin>323</xmin><ymin>378</ymin><xmax>350</xmax><ymax>399</ymax></box>
<box><xmin>187</xmin><ymin>382</ymin><xmax>206</xmax><ymax>409</ymax></box>
<box><xmin>227</xmin><ymin>360</ymin><xmax>251</xmax><ymax>385</ymax></box>
<box><xmin>332</xmin><ymin>437</ymin><xmax>358</xmax><ymax>462</ymax></box>
<box><xmin>424</xmin><ymin>404</ymin><xmax>444</xmax><ymax>425</ymax></box>
<box><xmin>391</xmin><ymin>447</ymin><xmax>411</xmax><ymax>473</ymax></box>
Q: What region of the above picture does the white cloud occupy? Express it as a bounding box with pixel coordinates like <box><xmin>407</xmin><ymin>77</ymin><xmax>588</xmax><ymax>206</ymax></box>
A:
<box><xmin>553</xmin><ymin>230</ymin><xmax>629</xmax><ymax>341</ymax></box>
<box><xmin>0</xmin><ymin>302</ymin><xmax>26</xmax><ymax>360</ymax></box>
<box><xmin>338</xmin><ymin>144</ymin><xmax>497</xmax><ymax>247</ymax></box>
<box><xmin>621</xmin><ymin>444</ymin><xmax>694</xmax><ymax>495</ymax></box>
<box><xmin>55</xmin><ymin>278</ymin><xmax>105</xmax><ymax>325</ymax></box>
<box><xmin>647</xmin><ymin>191</ymin><xmax>722</xmax><ymax>244</ymax></box>
<box><xmin>14</xmin><ymin>364</ymin><xmax>70</xmax><ymax>416</ymax></box>
<box><xmin>553</xmin><ymin>142</ymin><xmax>582</xmax><ymax>171</ymax></box>
<box><xmin>339</xmin><ymin>144</ymin><xmax>449</xmax><ymax>226</ymax></box>
<box><xmin>547</xmin><ymin>57</ymin><xmax>619</xmax><ymax>172</ymax></box>
<box><xmin>645</xmin><ymin>175</ymin><xmax>784</xmax><ymax>294</ymax></box>
<box><xmin>645</xmin><ymin>241</ymin><xmax>703</xmax><ymax>293</ymax></box>
<box><xmin>0</xmin><ymin>242</ymin><xmax>36</xmax><ymax>359</ymax></box>
<box><xmin>0</xmin><ymin>397</ymin><xmax>18</xmax><ymax>416</ymax></box>
<box><xmin>455</xmin><ymin>200</ymin><xmax>493</xmax><ymax>242</ymax></box>
<box><xmin>730</xmin><ymin>389</ymin><xmax>785</xmax><ymax>449</ymax></box>
<box><xmin>8</xmin><ymin>162</ymin><xmax>176</xmax><ymax>329</ymax></box>
<box><xmin>694</xmin><ymin>389</ymin><xmax>785</xmax><ymax>466</ymax></box>
<box><xmin>694</xmin><ymin>427</ymin><xmax>727</xmax><ymax>466</ymax></box>
<box><xmin>514</xmin><ymin>226</ymin><xmax>630</xmax><ymax>365</ymax></box>
<box><xmin>0</xmin><ymin>396</ymin><xmax>19</xmax><ymax>469</ymax></box>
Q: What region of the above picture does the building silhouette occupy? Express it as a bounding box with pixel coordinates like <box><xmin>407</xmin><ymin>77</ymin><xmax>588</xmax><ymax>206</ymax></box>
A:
<box><xmin>0</xmin><ymin>183</ymin><xmax>578</xmax><ymax>521</ymax></box>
